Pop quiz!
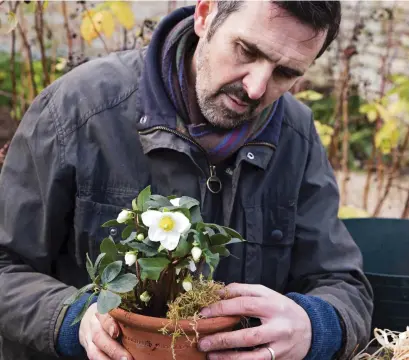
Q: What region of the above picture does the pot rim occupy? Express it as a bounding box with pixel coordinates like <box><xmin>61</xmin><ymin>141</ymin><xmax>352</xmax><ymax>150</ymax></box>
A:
<box><xmin>110</xmin><ymin>307</ymin><xmax>241</xmax><ymax>335</ymax></box>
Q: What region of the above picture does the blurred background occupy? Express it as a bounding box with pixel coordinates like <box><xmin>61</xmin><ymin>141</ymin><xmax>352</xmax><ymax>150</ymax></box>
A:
<box><xmin>0</xmin><ymin>0</ymin><xmax>409</xmax><ymax>219</ymax></box>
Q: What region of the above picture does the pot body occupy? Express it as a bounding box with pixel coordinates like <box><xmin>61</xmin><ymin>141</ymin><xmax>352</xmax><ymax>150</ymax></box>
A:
<box><xmin>110</xmin><ymin>308</ymin><xmax>241</xmax><ymax>360</ymax></box>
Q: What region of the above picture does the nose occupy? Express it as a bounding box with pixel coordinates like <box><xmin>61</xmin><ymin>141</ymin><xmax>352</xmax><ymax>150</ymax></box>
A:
<box><xmin>242</xmin><ymin>62</ymin><xmax>272</xmax><ymax>100</ymax></box>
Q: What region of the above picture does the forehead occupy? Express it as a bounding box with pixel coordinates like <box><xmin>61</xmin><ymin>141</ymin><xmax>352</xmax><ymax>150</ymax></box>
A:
<box><xmin>218</xmin><ymin>1</ymin><xmax>327</xmax><ymax>65</ymax></box>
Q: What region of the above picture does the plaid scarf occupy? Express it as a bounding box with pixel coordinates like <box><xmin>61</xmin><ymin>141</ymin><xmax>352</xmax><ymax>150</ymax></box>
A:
<box><xmin>161</xmin><ymin>15</ymin><xmax>279</xmax><ymax>163</ymax></box>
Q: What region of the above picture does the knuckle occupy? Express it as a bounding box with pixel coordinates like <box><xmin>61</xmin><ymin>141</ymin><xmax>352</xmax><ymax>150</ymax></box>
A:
<box><xmin>243</xmin><ymin>328</ymin><xmax>260</xmax><ymax>346</ymax></box>
<box><xmin>104</xmin><ymin>343</ymin><xmax>119</xmax><ymax>358</ymax></box>
<box><xmin>91</xmin><ymin>330</ymin><xmax>102</xmax><ymax>344</ymax></box>
<box><xmin>240</xmin><ymin>298</ymin><xmax>256</xmax><ymax>313</ymax></box>
<box><xmin>219</xmin><ymin>334</ymin><xmax>232</xmax><ymax>349</ymax></box>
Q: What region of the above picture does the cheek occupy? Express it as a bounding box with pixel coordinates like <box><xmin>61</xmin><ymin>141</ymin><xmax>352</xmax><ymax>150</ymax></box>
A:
<box><xmin>265</xmin><ymin>78</ymin><xmax>297</xmax><ymax>102</ymax></box>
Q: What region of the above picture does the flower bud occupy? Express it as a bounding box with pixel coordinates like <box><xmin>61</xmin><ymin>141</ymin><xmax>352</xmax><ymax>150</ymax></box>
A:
<box><xmin>140</xmin><ymin>291</ymin><xmax>151</xmax><ymax>304</ymax></box>
<box><xmin>136</xmin><ymin>233</ymin><xmax>145</xmax><ymax>241</ymax></box>
<box><xmin>191</xmin><ymin>246</ymin><xmax>202</xmax><ymax>262</ymax></box>
<box><xmin>124</xmin><ymin>252</ymin><xmax>137</xmax><ymax>266</ymax></box>
<box><xmin>182</xmin><ymin>280</ymin><xmax>193</xmax><ymax>292</ymax></box>
<box><xmin>117</xmin><ymin>210</ymin><xmax>133</xmax><ymax>223</ymax></box>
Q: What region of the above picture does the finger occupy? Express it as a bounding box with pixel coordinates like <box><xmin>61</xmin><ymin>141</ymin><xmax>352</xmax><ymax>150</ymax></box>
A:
<box><xmin>207</xmin><ymin>347</ymin><xmax>273</xmax><ymax>360</ymax></box>
<box><xmin>200</xmin><ymin>297</ymin><xmax>273</xmax><ymax>318</ymax></box>
<box><xmin>86</xmin><ymin>339</ymin><xmax>111</xmax><ymax>360</ymax></box>
<box><xmin>96</xmin><ymin>312</ymin><xmax>120</xmax><ymax>339</ymax></box>
<box><xmin>198</xmin><ymin>325</ymin><xmax>272</xmax><ymax>352</ymax></box>
<box><xmin>92</xmin><ymin>328</ymin><xmax>133</xmax><ymax>360</ymax></box>
<box><xmin>220</xmin><ymin>283</ymin><xmax>272</xmax><ymax>299</ymax></box>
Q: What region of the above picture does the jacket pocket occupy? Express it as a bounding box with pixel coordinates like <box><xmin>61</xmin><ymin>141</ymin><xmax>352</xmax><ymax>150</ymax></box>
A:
<box><xmin>74</xmin><ymin>196</ymin><xmax>126</xmax><ymax>269</ymax></box>
<box><xmin>243</xmin><ymin>204</ymin><xmax>295</xmax><ymax>292</ymax></box>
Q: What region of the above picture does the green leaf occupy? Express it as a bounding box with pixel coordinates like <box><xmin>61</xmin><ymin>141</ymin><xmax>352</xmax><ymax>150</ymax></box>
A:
<box><xmin>179</xmin><ymin>196</ymin><xmax>200</xmax><ymax>209</ymax></box>
<box><xmin>207</xmin><ymin>223</ymin><xmax>227</xmax><ymax>235</ymax></box>
<box><xmin>97</xmin><ymin>289</ymin><xmax>121</xmax><ymax>314</ymax></box>
<box><xmin>149</xmin><ymin>195</ymin><xmax>173</xmax><ymax>207</ymax></box>
<box><xmin>100</xmin><ymin>237</ymin><xmax>118</xmax><ymax>260</ymax></box>
<box><xmin>137</xmin><ymin>186</ymin><xmax>151</xmax><ymax>212</ymax></box>
<box><xmin>64</xmin><ymin>284</ymin><xmax>96</xmax><ymax>306</ymax></box>
<box><xmin>204</xmin><ymin>226</ymin><xmax>215</xmax><ymax>236</ymax></box>
<box><xmin>122</xmin><ymin>225</ymin><xmax>134</xmax><ymax>240</ymax></box>
<box><xmin>101</xmin><ymin>219</ymin><xmax>119</xmax><ymax>228</ymax></box>
<box><xmin>86</xmin><ymin>253</ymin><xmax>95</xmax><ymax>281</ymax></box>
<box><xmin>210</xmin><ymin>234</ymin><xmax>230</xmax><ymax>246</ymax></box>
<box><xmin>71</xmin><ymin>292</ymin><xmax>97</xmax><ymax>325</ymax></box>
<box><xmin>128</xmin><ymin>242</ymin><xmax>158</xmax><ymax>257</ymax></box>
<box><xmin>203</xmin><ymin>249</ymin><xmax>220</xmax><ymax>276</ymax></box>
<box><xmin>101</xmin><ymin>261</ymin><xmax>123</xmax><ymax>284</ymax></box>
<box><xmin>132</xmin><ymin>198</ymin><xmax>138</xmax><ymax>211</ymax></box>
<box><xmin>116</xmin><ymin>243</ymin><xmax>128</xmax><ymax>253</ymax></box>
<box><xmin>195</xmin><ymin>231</ymin><xmax>210</xmax><ymax>250</ymax></box>
<box><xmin>190</xmin><ymin>206</ymin><xmax>203</xmax><ymax>223</ymax></box>
<box><xmin>143</xmin><ymin>237</ymin><xmax>161</xmax><ymax>249</ymax></box>
<box><xmin>94</xmin><ymin>253</ymin><xmax>106</xmax><ymax>273</ymax></box>
<box><xmin>138</xmin><ymin>257</ymin><xmax>170</xmax><ymax>281</ymax></box>
<box><xmin>106</xmin><ymin>274</ymin><xmax>138</xmax><ymax>293</ymax></box>
<box><xmin>226</xmin><ymin>237</ymin><xmax>244</xmax><ymax>245</ymax></box>
<box><xmin>172</xmin><ymin>235</ymin><xmax>192</xmax><ymax>258</ymax></box>
<box><xmin>98</xmin><ymin>255</ymin><xmax>114</xmax><ymax>277</ymax></box>
<box><xmin>222</xmin><ymin>227</ymin><xmax>244</xmax><ymax>240</ymax></box>
<box><xmin>121</xmin><ymin>231</ymin><xmax>137</xmax><ymax>244</ymax></box>
<box><xmin>210</xmin><ymin>245</ymin><xmax>230</xmax><ymax>257</ymax></box>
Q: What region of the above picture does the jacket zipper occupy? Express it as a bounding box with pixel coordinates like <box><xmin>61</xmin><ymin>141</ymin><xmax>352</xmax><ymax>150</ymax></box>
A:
<box><xmin>138</xmin><ymin>126</ymin><xmax>276</xmax><ymax>193</ymax></box>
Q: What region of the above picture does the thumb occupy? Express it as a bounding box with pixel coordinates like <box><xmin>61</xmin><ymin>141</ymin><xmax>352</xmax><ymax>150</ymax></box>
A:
<box><xmin>95</xmin><ymin>311</ymin><xmax>120</xmax><ymax>339</ymax></box>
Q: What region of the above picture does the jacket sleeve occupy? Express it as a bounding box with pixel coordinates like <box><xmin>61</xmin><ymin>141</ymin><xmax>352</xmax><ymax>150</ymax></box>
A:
<box><xmin>285</xmin><ymin>118</ymin><xmax>374</xmax><ymax>359</ymax></box>
<box><xmin>0</xmin><ymin>89</ymin><xmax>77</xmax><ymax>356</ymax></box>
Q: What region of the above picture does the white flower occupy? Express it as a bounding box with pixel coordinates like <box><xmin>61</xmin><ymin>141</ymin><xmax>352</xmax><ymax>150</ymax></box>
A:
<box><xmin>182</xmin><ymin>280</ymin><xmax>193</xmax><ymax>292</ymax></box>
<box><xmin>124</xmin><ymin>252</ymin><xmax>137</xmax><ymax>266</ymax></box>
<box><xmin>141</xmin><ymin>210</ymin><xmax>191</xmax><ymax>251</ymax></box>
<box><xmin>117</xmin><ymin>210</ymin><xmax>133</xmax><ymax>223</ymax></box>
<box><xmin>170</xmin><ymin>197</ymin><xmax>181</xmax><ymax>207</ymax></box>
<box><xmin>191</xmin><ymin>246</ymin><xmax>202</xmax><ymax>262</ymax></box>
<box><xmin>188</xmin><ymin>260</ymin><xmax>197</xmax><ymax>272</ymax></box>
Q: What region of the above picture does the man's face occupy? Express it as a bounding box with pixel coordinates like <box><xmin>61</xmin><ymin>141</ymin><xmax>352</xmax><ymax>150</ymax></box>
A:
<box><xmin>192</xmin><ymin>1</ymin><xmax>327</xmax><ymax>129</ymax></box>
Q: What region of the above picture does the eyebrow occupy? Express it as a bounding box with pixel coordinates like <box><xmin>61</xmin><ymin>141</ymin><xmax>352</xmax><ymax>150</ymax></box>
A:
<box><xmin>239</xmin><ymin>38</ymin><xmax>305</xmax><ymax>77</ymax></box>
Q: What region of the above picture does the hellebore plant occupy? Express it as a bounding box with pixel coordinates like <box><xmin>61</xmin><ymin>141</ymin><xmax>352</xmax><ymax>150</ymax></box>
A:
<box><xmin>65</xmin><ymin>186</ymin><xmax>244</xmax><ymax>324</ymax></box>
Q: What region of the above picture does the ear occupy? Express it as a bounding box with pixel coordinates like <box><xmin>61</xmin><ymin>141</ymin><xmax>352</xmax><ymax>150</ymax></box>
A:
<box><xmin>194</xmin><ymin>0</ymin><xmax>217</xmax><ymax>38</ymax></box>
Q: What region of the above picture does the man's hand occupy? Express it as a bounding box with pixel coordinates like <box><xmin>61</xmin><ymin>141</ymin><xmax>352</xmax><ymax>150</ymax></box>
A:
<box><xmin>79</xmin><ymin>303</ymin><xmax>134</xmax><ymax>360</ymax></box>
<box><xmin>197</xmin><ymin>283</ymin><xmax>312</xmax><ymax>360</ymax></box>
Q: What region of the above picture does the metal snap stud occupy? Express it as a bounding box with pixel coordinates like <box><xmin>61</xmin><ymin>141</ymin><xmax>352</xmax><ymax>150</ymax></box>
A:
<box><xmin>140</xmin><ymin>115</ymin><xmax>147</xmax><ymax>124</ymax></box>
<box><xmin>247</xmin><ymin>152</ymin><xmax>255</xmax><ymax>160</ymax></box>
<box><xmin>271</xmin><ymin>229</ymin><xmax>283</xmax><ymax>241</ymax></box>
<box><xmin>109</xmin><ymin>227</ymin><xmax>118</xmax><ymax>236</ymax></box>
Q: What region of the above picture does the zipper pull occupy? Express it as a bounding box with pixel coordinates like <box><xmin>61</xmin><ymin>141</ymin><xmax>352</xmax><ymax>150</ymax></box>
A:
<box><xmin>206</xmin><ymin>165</ymin><xmax>222</xmax><ymax>194</ymax></box>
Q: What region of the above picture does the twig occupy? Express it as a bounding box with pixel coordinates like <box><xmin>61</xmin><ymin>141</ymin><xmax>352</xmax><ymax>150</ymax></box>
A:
<box><xmin>402</xmin><ymin>191</ymin><xmax>409</xmax><ymax>219</ymax></box>
<box><xmin>61</xmin><ymin>1</ymin><xmax>73</xmax><ymax>63</ymax></box>
<box><xmin>34</xmin><ymin>1</ymin><xmax>50</xmax><ymax>87</ymax></box>
<box><xmin>17</xmin><ymin>10</ymin><xmax>38</xmax><ymax>98</ymax></box>
<box><xmin>8</xmin><ymin>2</ymin><xmax>19</xmax><ymax>118</ymax></box>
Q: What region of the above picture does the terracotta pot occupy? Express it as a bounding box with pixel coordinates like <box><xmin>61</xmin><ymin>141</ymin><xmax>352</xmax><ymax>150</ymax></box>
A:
<box><xmin>110</xmin><ymin>308</ymin><xmax>241</xmax><ymax>360</ymax></box>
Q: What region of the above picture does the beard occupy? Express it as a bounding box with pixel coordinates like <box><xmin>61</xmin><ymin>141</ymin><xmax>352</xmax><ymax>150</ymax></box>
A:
<box><xmin>194</xmin><ymin>40</ymin><xmax>260</xmax><ymax>130</ymax></box>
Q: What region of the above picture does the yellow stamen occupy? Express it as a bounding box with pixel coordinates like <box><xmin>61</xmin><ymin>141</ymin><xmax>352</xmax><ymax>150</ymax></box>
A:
<box><xmin>159</xmin><ymin>216</ymin><xmax>175</xmax><ymax>232</ymax></box>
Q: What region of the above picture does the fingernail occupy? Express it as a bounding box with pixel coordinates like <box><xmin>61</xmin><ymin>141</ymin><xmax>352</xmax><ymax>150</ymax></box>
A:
<box><xmin>120</xmin><ymin>357</ymin><xmax>128</xmax><ymax>360</ymax></box>
<box><xmin>109</xmin><ymin>325</ymin><xmax>115</xmax><ymax>337</ymax></box>
<box><xmin>200</xmin><ymin>308</ymin><xmax>210</xmax><ymax>317</ymax></box>
<box><xmin>199</xmin><ymin>340</ymin><xmax>210</xmax><ymax>351</ymax></box>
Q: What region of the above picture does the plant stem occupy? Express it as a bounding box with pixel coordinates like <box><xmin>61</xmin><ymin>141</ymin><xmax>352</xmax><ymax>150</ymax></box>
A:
<box><xmin>61</xmin><ymin>1</ymin><xmax>73</xmax><ymax>64</ymax></box>
<box><xmin>81</xmin><ymin>4</ymin><xmax>110</xmax><ymax>54</ymax></box>
<box><xmin>402</xmin><ymin>191</ymin><xmax>409</xmax><ymax>219</ymax></box>
<box><xmin>34</xmin><ymin>1</ymin><xmax>50</xmax><ymax>88</ymax></box>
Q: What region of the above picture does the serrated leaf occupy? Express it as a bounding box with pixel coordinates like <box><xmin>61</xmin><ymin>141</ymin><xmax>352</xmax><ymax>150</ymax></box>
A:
<box><xmin>100</xmin><ymin>237</ymin><xmax>118</xmax><ymax>260</ymax></box>
<box><xmin>107</xmin><ymin>274</ymin><xmax>138</xmax><ymax>293</ymax></box>
<box><xmin>101</xmin><ymin>219</ymin><xmax>119</xmax><ymax>228</ymax></box>
<box><xmin>127</xmin><ymin>242</ymin><xmax>158</xmax><ymax>257</ymax></box>
<box><xmin>137</xmin><ymin>186</ymin><xmax>151</xmax><ymax>212</ymax></box>
<box><xmin>210</xmin><ymin>245</ymin><xmax>230</xmax><ymax>257</ymax></box>
<box><xmin>122</xmin><ymin>225</ymin><xmax>134</xmax><ymax>240</ymax></box>
<box><xmin>178</xmin><ymin>196</ymin><xmax>200</xmax><ymax>209</ymax></box>
<box><xmin>71</xmin><ymin>292</ymin><xmax>97</xmax><ymax>325</ymax></box>
<box><xmin>64</xmin><ymin>284</ymin><xmax>96</xmax><ymax>306</ymax></box>
<box><xmin>97</xmin><ymin>290</ymin><xmax>121</xmax><ymax>314</ymax></box>
<box><xmin>101</xmin><ymin>261</ymin><xmax>123</xmax><ymax>284</ymax></box>
<box><xmin>86</xmin><ymin>253</ymin><xmax>95</xmax><ymax>281</ymax></box>
<box><xmin>94</xmin><ymin>253</ymin><xmax>106</xmax><ymax>273</ymax></box>
<box><xmin>138</xmin><ymin>258</ymin><xmax>170</xmax><ymax>281</ymax></box>
<box><xmin>223</xmin><ymin>227</ymin><xmax>244</xmax><ymax>240</ymax></box>
<box><xmin>172</xmin><ymin>235</ymin><xmax>192</xmax><ymax>258</ymax></box>
<box><xmin>226</xmin><ymin>237</ymin><xmax>244</xmax><ymax>245</ymax></box>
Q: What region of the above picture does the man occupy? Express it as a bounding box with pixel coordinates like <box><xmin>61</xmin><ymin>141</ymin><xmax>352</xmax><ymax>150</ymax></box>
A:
<box><xmin>0</xmin><ymin>1</ymin><xmax>373</xmax><ymax>360</ymax></box>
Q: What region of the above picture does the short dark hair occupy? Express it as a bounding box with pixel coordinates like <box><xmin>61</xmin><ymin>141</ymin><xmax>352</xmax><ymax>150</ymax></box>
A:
<box><xmin>207</xmin><ymin>1</ymin><xmax>341</xmax><ymax>58</ymax></box>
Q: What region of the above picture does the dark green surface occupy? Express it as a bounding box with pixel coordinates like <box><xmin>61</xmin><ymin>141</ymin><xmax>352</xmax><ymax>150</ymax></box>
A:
<box><xmin>343</xmin><ymin>218</ymin><xmax>409</xmax><ymax>332</ymax></box>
